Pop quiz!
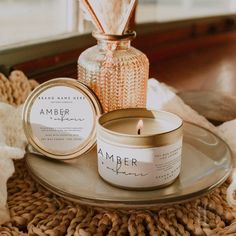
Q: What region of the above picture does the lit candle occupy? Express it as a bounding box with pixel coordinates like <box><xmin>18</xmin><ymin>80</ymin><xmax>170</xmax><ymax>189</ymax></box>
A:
<box><xmin>136</xmin><ymin>119</ymin><xmax>143</xmax><ymax>135</ymax></box>
<box><xmin>97</xmin><ymin>108</ymin><xmax>183</xmax><ymax>190</ymax></box>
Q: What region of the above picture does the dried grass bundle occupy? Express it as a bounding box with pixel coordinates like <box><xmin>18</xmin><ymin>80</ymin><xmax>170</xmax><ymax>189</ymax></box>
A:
<box><xmin>80</xmin><ymin>0</ymin><xmax>137</xmax><ymax>35</ymax></box>
<box><xmin>117</xmin><ymin>0</ymin><xmax>137</xmax><ymax>34</ymax></box>
<box><xmin>80</xmin><ymin>0</ymin><xmax>104</xmax><ymax>32</ymax></box>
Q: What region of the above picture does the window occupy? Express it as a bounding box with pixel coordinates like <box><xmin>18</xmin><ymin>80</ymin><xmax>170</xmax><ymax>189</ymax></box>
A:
<box><xmin>1</xmin><ymin>0</ymin><xmax>236</xmax><ymax>49</ymax></box>
<box><xmin>0</xmin><ymin>0</ymin><xmax>81</xmax><ymax>48</ymax></box>
<box><xmin>136</xmin><ymin>0</ymin><xmax>236</xmax><ymax>23</ymax></box>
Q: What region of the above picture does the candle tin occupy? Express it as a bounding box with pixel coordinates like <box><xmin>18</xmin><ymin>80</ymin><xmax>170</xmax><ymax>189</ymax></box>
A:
<box><xmin>97</xmin><ymin>108</ymin><xmax>183</xmax><ymax>190</ymax></box>
<box><xmin>23</xmin><ymin>78</ymin><xmax>102</xmax><ymax>160</ymax></box>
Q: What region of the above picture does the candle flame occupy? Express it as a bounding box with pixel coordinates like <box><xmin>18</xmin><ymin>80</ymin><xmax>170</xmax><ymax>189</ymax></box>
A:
<box><xmin>137</xmin><ymin>119</ymin><xmax>144</xmax><ymax>135</ymax></box>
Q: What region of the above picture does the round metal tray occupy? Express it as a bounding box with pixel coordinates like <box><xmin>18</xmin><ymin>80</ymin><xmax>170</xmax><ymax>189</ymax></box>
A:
<box><xmin>25</xmin><ymin>122</ymin><xmax>233</xmax><ymax>209</ymax></box>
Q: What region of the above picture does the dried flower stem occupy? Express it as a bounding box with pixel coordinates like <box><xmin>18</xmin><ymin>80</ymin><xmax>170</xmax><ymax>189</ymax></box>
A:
<box><xmin>80</xmin><ymin>0</ymin><xmax>104</xmax><ymax>32</ymax></box>
<box><xmin>117</xmin><ymin>0</ymin><xmax>137</xmax><ymax>34</ymax></box>
<box><xmin>81</xmin><ymin>0</ymin><xmax>136</xmax><ymax>35</ymax></box>
<box><xmin>89</xmin><ymin>0</ymin><xmax>122</xmax><ymax>34</ymax></box>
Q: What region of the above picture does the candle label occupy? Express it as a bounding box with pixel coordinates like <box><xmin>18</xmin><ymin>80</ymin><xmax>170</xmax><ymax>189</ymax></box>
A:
<box><xmin>97</xmin><ymin>138</ymin><xmax>182</xmax><ymax>188</ymax></box>
<box><xmin>29</xmin><ymin>86</ymin><xmax>95</xmax><ymax>154</ymax></box>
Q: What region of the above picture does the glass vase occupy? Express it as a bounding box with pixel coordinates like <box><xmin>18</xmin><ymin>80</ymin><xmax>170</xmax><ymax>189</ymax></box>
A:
<box><xmin>77</xmin><ymin>31</ymin><xmax>149</xmax><ymax>112</ymax></box>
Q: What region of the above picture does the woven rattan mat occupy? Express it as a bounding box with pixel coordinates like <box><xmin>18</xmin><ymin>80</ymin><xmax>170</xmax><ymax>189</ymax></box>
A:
<box><xmin>0</xmin><ymin>160</ymin><xmax>235</xmax><ymax>236</ymax></box>
<box><xmin>1</xmin><ymin>72</ymin><xmax>236</xmax><ymax>235</ymax></box>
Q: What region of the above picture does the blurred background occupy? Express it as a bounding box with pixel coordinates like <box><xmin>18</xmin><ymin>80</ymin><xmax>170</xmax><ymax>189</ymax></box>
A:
<box><xmin>1</xmin><ymin>0</ymin><xmax>236</xmax><ymax>48</ymax></box>
<box><xmin>1</xmin><ymin>0</ymin><xmax>236</xmax><ymax>123</ymax></box>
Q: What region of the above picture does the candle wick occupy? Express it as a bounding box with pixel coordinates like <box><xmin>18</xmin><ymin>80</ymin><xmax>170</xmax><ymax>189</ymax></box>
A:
<box><xmin>138</xmin><ymin>128</ymin><xmax>141</xmax><ymax>135</ymax></box>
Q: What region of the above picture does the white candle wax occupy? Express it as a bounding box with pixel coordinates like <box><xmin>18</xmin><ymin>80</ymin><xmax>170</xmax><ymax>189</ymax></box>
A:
<box><xmin>103</xmin><ymin>117</ymin><xmax>178</xmax><ymax>135</ymax></box>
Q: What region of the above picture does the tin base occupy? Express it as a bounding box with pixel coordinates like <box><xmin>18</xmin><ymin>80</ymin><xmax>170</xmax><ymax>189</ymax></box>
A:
<box><xmin>25</xmin><ymin>122</ymin><xmax>232</xmax><ymax>209</ymax></box>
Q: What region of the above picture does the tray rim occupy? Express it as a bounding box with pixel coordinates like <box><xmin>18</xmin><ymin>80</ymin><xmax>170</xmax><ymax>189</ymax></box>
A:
<box><xmin>25</xmin><ymin>122</ymin><xmax>233</xmax><ymax>209</ymax></box>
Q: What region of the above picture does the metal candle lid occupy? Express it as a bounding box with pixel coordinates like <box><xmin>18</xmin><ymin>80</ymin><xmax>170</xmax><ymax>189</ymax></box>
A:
<box><xmin>22</xmin><ymin>78</ymin><xmax>102</xmax><ymax>160</ymax></box>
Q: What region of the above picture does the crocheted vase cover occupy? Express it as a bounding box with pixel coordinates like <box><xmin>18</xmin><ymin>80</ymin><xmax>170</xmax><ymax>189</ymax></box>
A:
<box><xmin>0</xmin><ymin>72</ymin><xmax>236</xmax><ymax>235</ymax></box>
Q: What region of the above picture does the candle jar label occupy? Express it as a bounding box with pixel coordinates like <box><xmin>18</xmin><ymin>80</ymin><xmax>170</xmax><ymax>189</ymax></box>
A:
<box><xmin>29</xmin><ymin>86</ymin><xmax>95</xmax><ymax>155</ymax></box>
<box><xmin>97</xmin><ymin>139</ymin><xmax>182</xmax><ymax>188</ymax></box>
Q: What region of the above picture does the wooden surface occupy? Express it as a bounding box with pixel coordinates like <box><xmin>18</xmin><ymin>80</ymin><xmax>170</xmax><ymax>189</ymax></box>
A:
<box><xmin>154</xmin><ymin>41</ymin><xmax>236</xmax><ymax>94</ymax></box>
<box><xmin>154</xmin><ymin>41</ymin><xmax>236</xmax><ymax>122</ymax></box>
